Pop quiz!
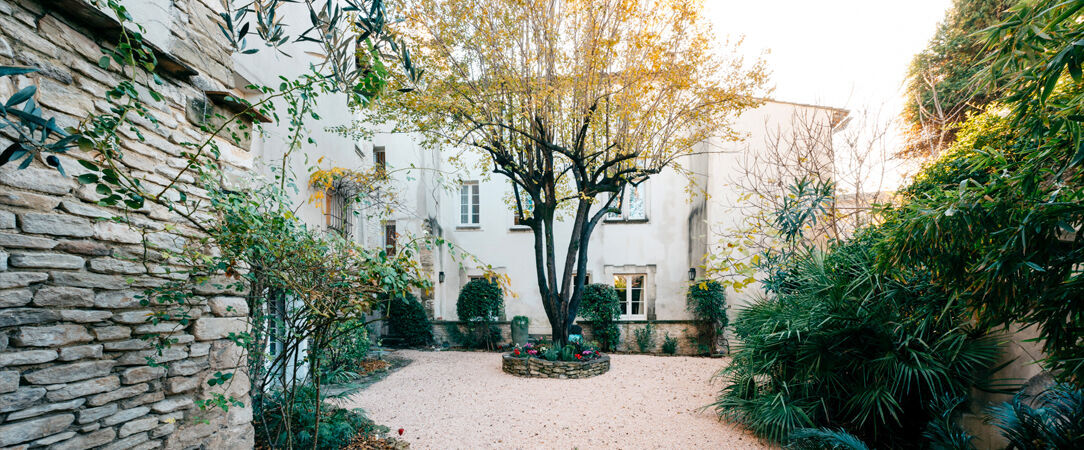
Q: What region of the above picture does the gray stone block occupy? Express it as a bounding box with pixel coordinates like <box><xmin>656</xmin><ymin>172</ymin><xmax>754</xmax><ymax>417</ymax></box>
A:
<box><xmin>46</xmin><ymin>376</ymin><xmax>120</xmax><ymax>402</ymax></box>
<box><xmin>0</xmin><ymin>308</ymin><xmax>61</xmax><ymax>327</ymax></box>
<box><xmin>19</xmin><ymin>213</ymin><xmax>93</xmax><ymax>237</ymax></box>
<box><xmin>33</xmin><ymin>286</ymin><xmax>94</xmax><ymax>307</ymax></box>
<box><xmin>9</xmin><ymin>252</ymin><xmax>85</xmax><ymax>269</ymax></box>
<box><xmin>0</xmin><ymin>271</ymin><xmax>49</xmax><ymax>288</ymax></box>
<box><xmin>0</xmin><ymin>413</ymin><xmax>74</xmax><ymax>446</ymax></box>
<box><xmin>58</xmin><ymin>344</ymin><xmax>104</xmax><ymax>361</ymax></box>
<box><xmin>51</xmin><ymin>271</ymin><xmax>127</xmax><ymax>289</ymax></box>
<box><xmin>0</xmin><ymin>349</ymin><xmax>58</xmax><ymax>367</ymax></box>
<box><xmin>23</xmin><ymin>360</ymin><xmax>115</xmax><ymax>384</ymax></box>
<box><xmin>0</xmin><ymin>288</ymin><xmax>33</xmax><ymax>307</ymax></box>
<box><xmin>12</xmin><ymin>324</ymin><xmax>93</xmax><ymax>347</ymax></box>
<box><xmin>0</xmin><ymin>232</ymin><xmax>58</xmax><ymax>249</ymax></box>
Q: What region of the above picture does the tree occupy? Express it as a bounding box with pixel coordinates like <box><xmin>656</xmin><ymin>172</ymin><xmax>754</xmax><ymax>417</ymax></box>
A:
<box><xmin>901</xmin><ymin>0</ymin><xmax>1014</xmax><ymax>159</ymax></box>
<box><xmin>375</xmin><ymin>0</ymin><xmax>768</xmax><ymax>343</ymax></box>
<box><xmin>707</xmin><ymin>107</ymin><xmax>894</xmax><ymax>290</ymax></box>
<box><xmin>883</xmin><ymin>0</ymin><xmax>1084</xmax><ymax>384</ymax></box>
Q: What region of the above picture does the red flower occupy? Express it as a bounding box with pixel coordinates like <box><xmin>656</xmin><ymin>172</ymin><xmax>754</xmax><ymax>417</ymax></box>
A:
<box><xmin>575</xmin><ymin>354</ymin><xmax>582</xmax><ymax>359</ymax></box>
<box><xmin>514</xmin><ymin>349</ymin><xmax>520</xmax><ymax>355</ymax></box>
<box><xmin>398</xmin><ymin>428</ymin><xmax>405</xmax><ymax>436</ymax></box>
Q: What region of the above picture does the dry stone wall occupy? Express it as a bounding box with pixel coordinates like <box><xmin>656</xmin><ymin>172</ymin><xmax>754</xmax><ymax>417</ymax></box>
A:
<box><xmin>501</xmin><ymin>354</ymin><xmax>610</xmax><ymax>379</ymax></box>
<box><xmin>0</xmin><ymin>0</ymin><xmax>258</xmax><ymax>448</ymax></box>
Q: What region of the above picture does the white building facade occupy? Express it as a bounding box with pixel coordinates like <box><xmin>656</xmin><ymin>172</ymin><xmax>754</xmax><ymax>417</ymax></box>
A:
<box><xmin>351</xmin><ymin>100</ymin><xmax>847</xmax><ymax>353</ymax></box>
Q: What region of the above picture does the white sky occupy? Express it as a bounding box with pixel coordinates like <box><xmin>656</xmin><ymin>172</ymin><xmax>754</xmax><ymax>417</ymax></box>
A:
<box><xmin>706</xmin><ymin>0</ymin><xmax>952</xmax><ymax>114</ymax></box>
<box><xmin>705</xmin><ymin>0</ymin><xmax>954</xmax><ymax>190</ymax></box>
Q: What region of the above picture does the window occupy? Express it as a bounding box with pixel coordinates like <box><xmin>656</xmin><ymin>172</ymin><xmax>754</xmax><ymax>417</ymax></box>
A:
<box><xmin>614</xmin><ymin>274</ymin><xmax>646</xmax><ymax>318</ymax></box>
<box><xmin>383</xmin><ymin>221</ymin><xmax>397</xmax><ymax>256</ymax></box>
<box><xmin>267</xmin><ymin>289</ymin><xmax>287</xmax><ymax>358</ymax></box>
<box><xmin>374</xmin><ymin>146</ymin><xmax>386</xmax><ymax>173</ymax></box>
<box><xmin>513</xmin><ymin>190</ymin><xmax>534</xmax><ymax>227</ymax></box>
<box><xmin>573</xmin><ymin>272</ymin><xmax>592</xmax><ymax>285</ymax></box>
<box><xmin>605</xmin><ymin>183</ymin><xmax>647</xmax><ymax>221</ymax></box>
<box><xmin>460</xmin><ymin>182</ymin><xmax>480</xmax><ymax>226</ymax></box>
<box><xmin>325</xmin><ymin>189</ymin><xmax>354</xmax><ymax>238</ymax></box>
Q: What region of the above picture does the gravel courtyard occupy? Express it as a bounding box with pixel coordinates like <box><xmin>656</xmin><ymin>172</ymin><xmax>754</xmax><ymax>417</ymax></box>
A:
<box><xmin>340</xmin><ymin>350</ymin><xmax>772</xmax><ymax>449</ymax></box>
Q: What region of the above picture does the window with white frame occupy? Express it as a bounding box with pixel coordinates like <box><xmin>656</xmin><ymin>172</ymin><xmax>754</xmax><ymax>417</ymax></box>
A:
<box><xmin>460</xmin><ymin>181</ymin><xmax>480</xmax><ymax>226</ymax></box>
<box><xmin>605</xmin><ymin>183</ymin><xmax>647</xmax><ymax>221</ymax></box>
<box><xmin>613</xmin><ymin>273</ymin><xmax>646</xmax><ymax>318</ymax></box>
<box><xmin>513</xmin><ymin>189</ymin><xmax>534</xmax><ymax>227</ymax></box>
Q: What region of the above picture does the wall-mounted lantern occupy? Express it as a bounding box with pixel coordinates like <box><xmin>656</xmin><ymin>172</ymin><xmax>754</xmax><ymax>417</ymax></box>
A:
<box><xmin>688</xmin><ymin>268</ymin><xmax>697</xmax><ymax>281</ymax></box>
<box><xmin>439</xmin><ymin>271</ymin><xmax>445</xmax><ymax>283</ymax></box>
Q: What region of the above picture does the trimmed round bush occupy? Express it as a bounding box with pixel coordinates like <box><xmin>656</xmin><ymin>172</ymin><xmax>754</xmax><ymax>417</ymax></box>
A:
<box><xmin>580</xmin><ymin>283</ymin><xmax>621</xmax><ymax>351</ymax></box>
<box><xmin>457</xmin><ymin>277</ymin><xmax>503</xmax><ymax>321</ymax></box>
<box><xmin>387</xmin><ymin>293</ymin><xmax>433</xmax><ymax>346</ymax></box>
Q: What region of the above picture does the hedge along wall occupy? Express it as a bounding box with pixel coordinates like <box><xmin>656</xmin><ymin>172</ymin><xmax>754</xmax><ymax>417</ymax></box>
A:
<box><xmin>0</xmin><ymin>0</ymin><xmax>257</xmax><ymax>448</ymax></box>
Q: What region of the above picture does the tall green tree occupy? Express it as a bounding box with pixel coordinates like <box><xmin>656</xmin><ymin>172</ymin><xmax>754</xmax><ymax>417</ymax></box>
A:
<box><xmin>883</xmin><ymin>0</ymin><xmax>1084</xmax><ymax>384</ymax></box>
<box><xmin>901</xmin><ymin>0</ymin><xmax>1015</xmax><ymax>159</ymax></box>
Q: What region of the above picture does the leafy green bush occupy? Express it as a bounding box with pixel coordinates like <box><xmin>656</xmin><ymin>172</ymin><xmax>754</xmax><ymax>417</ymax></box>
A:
<box><xmin>317</xmin><ymin>319</ymin><xmax>372</xmax><ymax>383</ymax></box>
<box><xmin>442</xmin><ymin>322</ymin><xmax>501</xmax><ymax>349</ymax></box>
<box><xmin>787</xmin><ymin>384</ymin><xmax>1084</xmax><ymax>449</ymax></box>
<box><xmin>634</xmin><ymin>322</ymin><xmax>655</xmax><ymax>353</ymax></box>
<box><xmin>255</xmin><ymin>385</ymin><xmax>383</xmax><ymax>450</ymax></box>
<box><xmin>990</xmin><ymin>383</ymin><xmax>1084</xmax><ymax>449</ymax></box>
<box><xmin>880</xmin><ymin>0</ymin><xmax>1084</xmax><ymax>383</ymax></box>
<box><xmin>457</xmin><ymin>278</ymin><xmax>503</xmax><ymax>320</ymax></box>
<box><xmin>786</xmin><ymin>428</ymin><xmax>869</xmax><ymax>450</ymax></box>
<box><xmin>686</xmin><ymin>280</ymin><xmax>727</xmax><ymax>354</ymax></box>
<box><xmin>580</xmin><ymin>283</ymin><xmax>621</xmax><ymax>351</ymax></box>
<box><xmin>456</xmin><ymin>278</ymin><xmax>503</xmax><ymax>349</ymax></box>
<box><xmin>386</xmin><ymin>293</ymin><xmax>432</xmax><ymax>347</ymax></box>
<box><xmin>715</xmin><ymin>232</ymin><xmax>1001</xmax><ymax>446</ymax></box>
<box><xmin>661</xmin><ymin>332</ymin><xmax>678</xmax><ymax>355</ymax></box>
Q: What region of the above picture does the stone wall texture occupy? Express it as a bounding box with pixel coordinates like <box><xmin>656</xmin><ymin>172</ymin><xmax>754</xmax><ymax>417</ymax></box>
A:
<box><xmin>501</xmin><ymin>354</ymin><xmax>610</xmax><ymax>379</ymax></box>
<box><xmin>0</xmin><ymin>0</ymin><xmax>256</xmax><ymax>448</ymax></box>
<box><xmin>581</xmin><ymin>320</ymin><xmax>711</xmax><ymax>356</ymax></box>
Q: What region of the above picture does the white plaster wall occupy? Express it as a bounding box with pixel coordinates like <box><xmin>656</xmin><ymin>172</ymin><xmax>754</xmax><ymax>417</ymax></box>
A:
<box><xmin>703</xmin><ymin>101</ymin><xmax>841</xmax><ymax>313</ymax></box>
<box><xmin>390</xmin><ymin>100</ymin><xmax>844</xmax><ymax>335</ymax></box>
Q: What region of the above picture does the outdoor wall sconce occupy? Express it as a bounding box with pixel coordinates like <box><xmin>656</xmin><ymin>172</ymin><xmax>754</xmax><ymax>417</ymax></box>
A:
<box><xmin>439</xmin><ymin>271</ymin><xmax>445</xmax><ymax>283</ymax></box>
<box><xmin>688</xmin><ymin>268</ymin><xmax>696</xmax><ymax>281</ymax></box>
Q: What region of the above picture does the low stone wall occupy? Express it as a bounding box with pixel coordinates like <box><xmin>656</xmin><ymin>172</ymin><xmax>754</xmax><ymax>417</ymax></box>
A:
<box><xmin>501</xmin><ymin>354</ymin><xmax>610</xmax><ymax>379</ymax></box>
<box><xmin>581</xmin><ymin>320</ymin><xmax>717</xmax><ymax>355</ymax></box>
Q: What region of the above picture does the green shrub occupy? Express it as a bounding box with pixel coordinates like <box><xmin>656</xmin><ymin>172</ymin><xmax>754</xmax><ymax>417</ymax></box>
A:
<box><xmin>442</xmin><ymin>322</ymin><xmax>501</xmax><ymax>349</ymax></box>
<box><xmin>580</xmin><ymin>283</ymin><xmax>621</xmax><ymax>351</ymax></box>
<box><xmin>456</xmin><ymin>278</ymin><xmax>503</xmax><ymax>321</ymax></box>
<box><xmin>990</xmin><ymin>383</ymin><xmax>1084</xmax><ymax>448</ymax></box>
<box><xmin>686</xmin><ymin>279</ymin><xmax>727</xmax><ymax>353</ymax></box>
<box><xmin>317</xmin><ymin>319</ymin><xmax>372</xmax><ymax>383</ymax></box>
<box><xmin>786</xmin><ymin>384</ymin><xmax>1084</xmax><ymax>449</ymax></box>
<box><xmin>386</xmin><ymin>293</ymin><xmax>432</xmax><ymax>347</ymax></box>
<box><xmin>634</xmin><ymin>322</ymin><xmax>655</xmax><ymax>353</ymax></box>
<box><xmin>661</xmin><ymin>332</ymin><xmax>678</xmax><ymax>355</ymax></box>
<box><xmin>715</xmin><ymin>233</ymin><xmax>1001</xmax><ymax>446</ymax></box>
<box><xmin>255</xmin><ymin>385</ymin><xmax>382</xmax><ymax>450</ymax></box>
<box><xmin>456</xmin><ymin>278</ymin><xmax>503</xmax><ymax>349</ymax></box>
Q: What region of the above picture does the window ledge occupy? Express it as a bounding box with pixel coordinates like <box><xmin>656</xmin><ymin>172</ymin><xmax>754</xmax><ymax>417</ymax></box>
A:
<box><xmin>604</xmin><ymin>218</ymin><xmax>649</xmax><ymax>224</ymax></box>
<box><xmin>508</xmin><ymin>226</ymin><xmax>532</xmax><ymax>233</ymax></box>
<box><xmin>456</xmin><ymin>225</ymin><xmax>482</xmax><ymax>231</ymax></box>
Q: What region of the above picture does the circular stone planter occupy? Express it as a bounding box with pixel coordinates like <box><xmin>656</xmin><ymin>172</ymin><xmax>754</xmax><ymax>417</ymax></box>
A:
<box><xmin>501</xmin><ymin>353</ymin><xmax>610</xmax><ymax>379</ymax></box>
